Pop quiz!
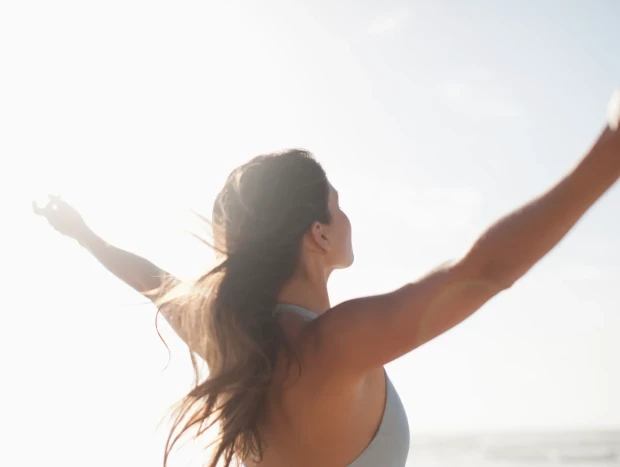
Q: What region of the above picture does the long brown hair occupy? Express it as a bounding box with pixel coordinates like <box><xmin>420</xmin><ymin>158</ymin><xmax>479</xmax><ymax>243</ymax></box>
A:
<box><xmin>156</xmin><ymin>149</ymin><xmax>332</xmax><ymax>467</ymax></box>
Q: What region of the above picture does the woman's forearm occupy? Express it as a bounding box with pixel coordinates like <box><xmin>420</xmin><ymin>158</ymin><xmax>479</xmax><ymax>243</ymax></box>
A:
<box><xmin>77</xmin><ymin>228</ymin><xmax>168</xmax><ymax>297</ymax></box>
<box><xmin>466</xmin><ymin>125</ymin><xmax>620</xmax><ymax>289</ymax></box>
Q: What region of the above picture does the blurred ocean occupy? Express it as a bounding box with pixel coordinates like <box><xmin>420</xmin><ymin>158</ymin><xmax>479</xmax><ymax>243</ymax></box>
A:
<box><xmin>406</xmin><ymin>431</ymin><xmax>620</xmax><ymax>467</ymax></box>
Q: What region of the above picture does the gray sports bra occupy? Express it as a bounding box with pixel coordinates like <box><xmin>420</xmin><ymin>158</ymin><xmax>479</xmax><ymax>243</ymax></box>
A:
<box><xmin>272</xmin><ymin>303</ymin><xmax>411</xmax><ymax>467</ymax></box>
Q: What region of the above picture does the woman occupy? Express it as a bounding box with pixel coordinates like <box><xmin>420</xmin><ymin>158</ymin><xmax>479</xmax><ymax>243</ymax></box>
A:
<box><xmin>35</xmin><ymin>90</ymin><xmax>620</xmax><ymax>467</ymax></box>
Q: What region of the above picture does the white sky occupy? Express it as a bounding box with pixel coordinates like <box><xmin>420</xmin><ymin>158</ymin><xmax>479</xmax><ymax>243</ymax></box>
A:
<box><xmin>1</xmin><ymin>0</ymin><xmax>619</xmax><ymax>465</ymax></box>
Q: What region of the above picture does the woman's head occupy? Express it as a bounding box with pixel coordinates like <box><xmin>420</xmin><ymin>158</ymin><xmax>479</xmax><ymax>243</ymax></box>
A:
<box><xmin>212</xmin><ymin>149</ymin><xmax>353</xmax><ymax>273</ymax></box>
<box><xmin>160</xmin><ymin>149</ymin><xmax>352</xmax><ymax>467</ymax></box>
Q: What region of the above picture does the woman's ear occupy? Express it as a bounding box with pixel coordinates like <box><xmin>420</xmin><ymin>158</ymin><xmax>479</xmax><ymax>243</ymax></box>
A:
<box><xmin>307</xmin><ymin>221</ymin><xmax>330</xmax><ymax>253</ymax></box>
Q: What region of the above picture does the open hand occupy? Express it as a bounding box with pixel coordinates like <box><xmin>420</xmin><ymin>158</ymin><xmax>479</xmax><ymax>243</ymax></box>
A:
<box><xmin>33</xmin><ymin>195</ymin><xmax>90</xmax><ymax>241</ymax></box>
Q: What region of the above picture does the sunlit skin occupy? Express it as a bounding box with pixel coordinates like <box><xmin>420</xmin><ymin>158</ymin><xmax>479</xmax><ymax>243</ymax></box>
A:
<box><xmin>278</xmin><ymin>184</ymin><xmax>354</xmax><ymax>315</ymax></box>
<box><xmin>33</xmin><ymin>89</ymin><xmax>620</xmax><ymax>467</ymax></box>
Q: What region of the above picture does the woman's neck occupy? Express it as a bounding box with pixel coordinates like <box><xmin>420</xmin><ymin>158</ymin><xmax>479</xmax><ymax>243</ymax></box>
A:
<box><xmin>277</xmin><ymin>266</ymin><xmax>331</xmax><ymax>315</ymax></box>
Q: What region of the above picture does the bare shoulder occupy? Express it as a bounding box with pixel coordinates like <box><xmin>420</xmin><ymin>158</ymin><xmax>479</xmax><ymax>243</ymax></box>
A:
<box><xmin>298</xmin><ymin>257</ymin><xmax>506</xmax><ymax>381</ymax></box>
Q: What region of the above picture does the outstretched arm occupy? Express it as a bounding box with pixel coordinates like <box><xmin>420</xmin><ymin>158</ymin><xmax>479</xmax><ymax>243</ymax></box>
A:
<box><xmin>77</xmin><ymin>228</ymin><xmax>168</xmax><ymax>298</ymax></box>
<box><xmin>305</xmin><ymin>88</ymin><xmax>620</xmax><ymax>380</ymax></box>
<box><xmin>33</xmin><ymin>196</ymin><xmax>170</xmax><ymax>299</ymax></box>
<box><xmin>34</xmin><ymin>196</ymin><xmax>206</xmax><ymax>354</ymax></box>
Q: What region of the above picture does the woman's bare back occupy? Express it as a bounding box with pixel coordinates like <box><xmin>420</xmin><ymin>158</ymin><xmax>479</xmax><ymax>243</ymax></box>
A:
<box><xmin>243</xmin><ymin>304</ymin><xmax>405</xmax><ymax>467</ymax></box>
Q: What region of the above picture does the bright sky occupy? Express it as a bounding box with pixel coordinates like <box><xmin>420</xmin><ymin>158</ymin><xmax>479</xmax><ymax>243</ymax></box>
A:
<box><xmin>2</xmin><ymin>0</ymin><xmax>619</xmax><ymax>466</ymax></box>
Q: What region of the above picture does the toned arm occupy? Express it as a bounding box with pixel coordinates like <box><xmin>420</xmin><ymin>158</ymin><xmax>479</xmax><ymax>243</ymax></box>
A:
<box><xmin>309</xmin><ymin>96</ymin><xmax>620</xmax><ymax>379</ymax></box>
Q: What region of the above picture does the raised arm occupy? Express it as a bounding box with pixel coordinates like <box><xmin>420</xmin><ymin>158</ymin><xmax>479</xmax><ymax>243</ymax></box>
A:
<box><xmin>78</xmin><ymin>230</ymin><xmax>168</xmax><ymax>297</ymax></box>
<box><xmin>34</xmin><ymin>196</ymin><xmax>206</xmax><ymax>354</ymax></box>
<box><xmin>33</xmin><ymin>196</ymin><xmax>169</xmax><ymax>298</ymax></box>
<box><xmin>309</xmin><ymin>89</ymin><xmax>620</xmax><ymax>379</ymax></box>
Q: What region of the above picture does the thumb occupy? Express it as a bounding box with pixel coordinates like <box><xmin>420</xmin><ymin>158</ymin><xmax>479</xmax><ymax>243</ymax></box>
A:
<box><xmin>32</xmin><ymin>200</ymin><xmax>44</xmax><ymax>216</ymax></box>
